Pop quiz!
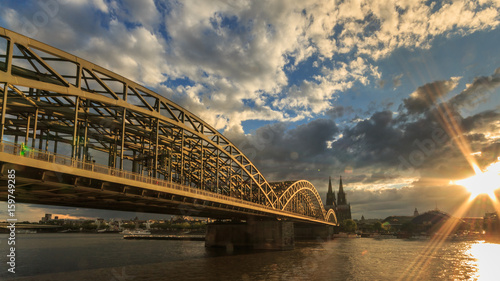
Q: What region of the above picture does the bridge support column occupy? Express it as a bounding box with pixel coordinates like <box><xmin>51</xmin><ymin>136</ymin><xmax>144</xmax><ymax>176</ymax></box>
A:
<box><xmin>205</xmin><ymin>221</ymin><xmax>294</xmax><ymax>250</ymax></box>
<box><xmin>294</xmin><ymin>224</ymin><xmax>335</xmax><ymax>240</ymax></box>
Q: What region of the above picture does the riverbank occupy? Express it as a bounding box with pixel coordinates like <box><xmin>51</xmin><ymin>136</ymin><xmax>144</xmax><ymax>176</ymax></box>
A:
<box><xmin>123</xmin><ymin>234</ymin><xmax>205</xmax><ymax>241</ymax></box>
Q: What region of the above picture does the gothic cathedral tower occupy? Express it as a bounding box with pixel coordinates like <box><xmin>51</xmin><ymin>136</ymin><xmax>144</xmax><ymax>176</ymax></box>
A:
<box><xmin>325</xmin><ymin>176</ymin><xmax>336</xmax><ymax>208</ymax></box>
<box><xmin>325</xmin><ymin>176</ymin><xmax>352</xmax><ymax>223</ymax></box>
<box><xmin>337</xmin><ymin>176</ymin><xmax>347</xmax><ymax>205</ymax></box>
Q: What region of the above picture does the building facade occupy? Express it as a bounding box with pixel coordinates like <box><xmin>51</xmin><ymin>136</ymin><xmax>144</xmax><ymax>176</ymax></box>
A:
<box><xmin>325</xmin><ymin>176</ymin><xmax>352</xmax><ymax>223</ymax></box>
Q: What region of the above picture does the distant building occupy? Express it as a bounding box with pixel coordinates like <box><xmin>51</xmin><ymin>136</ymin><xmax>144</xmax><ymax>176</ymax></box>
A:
<box><xmin>411</xmin><ymin>210</ymin><xmax>465</xmax><ymax>234</ymax></box>
<box><xmin>484</xmin><ymin>212</ymin><xmax>499</xmax><ymax>236</ymax></box>
<box><xmin>41</xmin><ymin>213</ymin><xmax>52</xmax><ymax>222</ymax></box>
<box><xmin>356</xmin><ymin>217</ymin><xmax>383</xmax><ymax>233</ymax></box>
<box><xmin>382</xmin><ymin>215</ymin><xmax>414</xmax><ymax>232</ymax></box>
<box><xmin>413</xmin><ymin>208</ymin><xmax>419</xmax><ymax>217</ymax></box>
<box><xmin>95</xmin><ymin>218</ymin><xmax>105</xmax><ymax>228</ymax></box>
<box><xmin>325</xmin><ymin>176</ymin><xmax>352</xmax><ymax>223</ymax></box>
<box><xmin>461</xmin><ymin>217</ymin><xmax>484</xmax><ymax>232</ymax></box>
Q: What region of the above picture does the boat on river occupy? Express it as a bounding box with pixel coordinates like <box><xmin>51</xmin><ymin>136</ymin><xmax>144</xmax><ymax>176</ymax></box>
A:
<box><xmin>120</xmin><ymin>229</ymin><xmax>151</xmax><ymax>235</ymax></box>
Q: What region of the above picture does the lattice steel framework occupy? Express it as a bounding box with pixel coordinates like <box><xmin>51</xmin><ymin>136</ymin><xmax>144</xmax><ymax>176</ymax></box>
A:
<box><xmin>0</xmin><ymin>27</ymin><xmax>334</xmax><ymax>223</ymax></box>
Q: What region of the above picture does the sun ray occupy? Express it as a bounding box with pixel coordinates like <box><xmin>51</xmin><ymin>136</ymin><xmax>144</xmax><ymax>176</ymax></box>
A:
<box><xmin>398</xmin><ymin>198</ymin><xmax>473</xmax><ymax>281</ymax></box>
<box><xmin>400</xmin><ymin>159</ymin><xmax>500</xmax><ymax>281</ymax></box>
<box><xmin>394</xmin><ymin>66</ymin><xmax>500</xmax><ymax>281</ymax></box>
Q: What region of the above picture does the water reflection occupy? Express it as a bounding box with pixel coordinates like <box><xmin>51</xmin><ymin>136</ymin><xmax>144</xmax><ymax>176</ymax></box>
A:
<box><xmin>469</xmin><ymin>242</ymin><xmax>500</xmax><ymax>281</ymax></box>
<box><xmin>2</xmin><ymin>234</ymin><xmax>499</xmax><ymax>280</ymax></box>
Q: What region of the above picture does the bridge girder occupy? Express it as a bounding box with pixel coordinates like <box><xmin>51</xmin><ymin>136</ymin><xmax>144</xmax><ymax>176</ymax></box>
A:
<box><xmin>274</xmin><ymin>180</ymin><xmax>336</xmax><ymax>223</ymax></box>
<box><xmin>0</xmin><ymin>27</ymin><xmax>336</xmax><ymax>224</ymax></box>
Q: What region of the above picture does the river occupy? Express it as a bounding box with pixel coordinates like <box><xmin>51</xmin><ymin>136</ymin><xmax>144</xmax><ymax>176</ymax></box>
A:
<box><xmin>0</xmin><ymin>233</ymin><xmax>498</xmax><ymax>280</ymax></box>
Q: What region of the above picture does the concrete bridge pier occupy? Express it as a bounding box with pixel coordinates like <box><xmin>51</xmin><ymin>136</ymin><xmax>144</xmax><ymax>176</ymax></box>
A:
<box><xmin>205</xmin><ymin>220</ymin><xmax>294</xmax><ymax>250</ymax></box>
<box><xmin>294</xmin><ymin>224</ymin><xmax>335</xmax><ymax>240</ymax></box>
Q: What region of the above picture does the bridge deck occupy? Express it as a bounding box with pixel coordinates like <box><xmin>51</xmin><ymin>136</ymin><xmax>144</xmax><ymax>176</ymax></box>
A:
<box><xmin>0</xmin><ymin>142</ymin><xmax>335</xmax><ymax>226</ymax></box>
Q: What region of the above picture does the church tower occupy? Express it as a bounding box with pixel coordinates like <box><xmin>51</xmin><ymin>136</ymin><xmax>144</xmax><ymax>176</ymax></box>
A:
<box><xmin>325</xmin><ymin>176</ymin><xmax>352</xmax><ymax>223</ymax></box>
<box><xmin>337</xmin><ymin>176</ymin><xmax>347</xmax><ymax>205</ymax></box>
<box><xmin>325</xmin><ymin>176</ymin><xmax>336</xmax><ymax>208</ymax></box>
<box><xmin>335</xmin><ymin>176</ymin><xmax>351</xmax><ymax>222</ymax></box>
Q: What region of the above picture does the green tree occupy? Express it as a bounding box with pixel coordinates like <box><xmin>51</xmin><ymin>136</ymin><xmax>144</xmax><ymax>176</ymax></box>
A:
<box><xmin>373</xmin><ymin>221</ymin><xmax>383</xmax><ymax>233</ymax></box>
<box><xmin>81</xmin><ymin>220</ymin><xmax>97</xmax><ymax>231</ymax></box>
<box><xmin>340</xmin><ymin>219</ymin><xmax>357</xmax><ymax>233</ymax></box>
<box><xmin>401</xmin><ymin>222</ymin><xmax>416</xmax><ymax>234</ymax></box>
<box><xmin>122</xmin><ymin>223</ymin><xmax>135</xmax><ymax>230</ymax></box>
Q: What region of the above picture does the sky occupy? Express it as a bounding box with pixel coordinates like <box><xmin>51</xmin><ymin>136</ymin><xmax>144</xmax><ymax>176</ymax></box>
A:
<box><xmin>1</xmin><ymin>0</ymin><xmax>500</xmax><ymax>221</ymax></box>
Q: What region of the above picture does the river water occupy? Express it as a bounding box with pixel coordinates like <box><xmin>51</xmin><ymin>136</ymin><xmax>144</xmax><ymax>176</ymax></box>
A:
<box><xmin>0</xmin><ymin>233</ymin><xmax>498</xmax><ymax>280</ymax></box>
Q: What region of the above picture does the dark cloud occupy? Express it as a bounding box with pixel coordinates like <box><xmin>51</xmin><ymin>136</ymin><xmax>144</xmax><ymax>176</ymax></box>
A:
<box><xmin>331</xmin><ymin>110</ymin><xmax>403</xmax><ymax>168</ymax></box>
<box><xmin>233</xmin><ymin>95</ymin><xmax>495</xmax><ymax>186</ymax></box>
<box><xmin>462</xmin><ymin>110</ymin><xmax>500</xmax><ymax>132</ymax></box>
<box><xmin>228</xmin><ymin>118</ymin><xmax>339</xmax><ymax>180</ymax></box>
<box><xmin>229</xmin><ymin>73</ymin><xmax>499</xmax><ymax>219</ymax></box>
<box><xmin>325</xmin><ymin>105</ymin><xmax>355</xmax><ymax>119</ymax></box>
<box><xmin>450</xmin><ymin>67</ymin><xmax>500</xmax><ymax>110</ymax></box>
<box><xmin>403</xmin><ymin>78</ymin><xmax>459</xmax><ymax>114</ymax></box>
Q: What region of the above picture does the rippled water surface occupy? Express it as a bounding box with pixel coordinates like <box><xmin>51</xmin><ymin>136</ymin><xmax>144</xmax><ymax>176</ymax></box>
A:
<box><xmin>0</xmin><ymin>233</ymin><xmax>498</xmax><ymax>280</ymax></box>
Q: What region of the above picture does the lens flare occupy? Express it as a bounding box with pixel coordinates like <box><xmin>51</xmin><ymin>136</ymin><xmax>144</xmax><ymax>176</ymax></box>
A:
<box><xmin>455</xmin><ymin>160</ymin><xmax>500</xmax><ymax>201</ymax></box>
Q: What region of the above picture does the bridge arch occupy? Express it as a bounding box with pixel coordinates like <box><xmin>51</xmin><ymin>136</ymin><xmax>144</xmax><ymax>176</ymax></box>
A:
<box><xmin>276</xmin><ymin>180</ymin><xmax>336</xmax><ymax>222</ymax></box>
<box><xmin>0</xmin><ymin>27</ymin><xmax>336</xmax><ymax>224</ymax></box>
<box><xmin>0</xmin><ymin>27</ymin><xmax>279</xmax><ymax>208</ymax></box>
<box><xmin>325</xmin><ymin>209</ymin><xmax>338</xmax><ymax>224</ymax></box>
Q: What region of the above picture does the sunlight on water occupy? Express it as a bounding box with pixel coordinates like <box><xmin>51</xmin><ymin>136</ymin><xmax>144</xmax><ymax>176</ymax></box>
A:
<box><xmin>1</xmin><ymin>234</ymin><xmax>499</xmax><ymax>280</ymax></box>
<box><xmin>469</xmin><ymin>242</ymin><xmax>500</xmax><ymax>281</ymax></box>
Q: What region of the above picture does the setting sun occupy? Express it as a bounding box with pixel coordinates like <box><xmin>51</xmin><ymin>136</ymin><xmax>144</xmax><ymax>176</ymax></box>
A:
<box><xmin>455</xmin><ymin>160</ymin><xmax>500</xmax><ymax>201</ymax></box>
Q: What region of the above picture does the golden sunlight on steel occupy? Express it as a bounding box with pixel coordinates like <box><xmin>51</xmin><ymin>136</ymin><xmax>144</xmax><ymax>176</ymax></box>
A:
<box><xmin>455</xmin><ymin>160</ymin><xmax>500</xmax><ymax>201</ymax></box>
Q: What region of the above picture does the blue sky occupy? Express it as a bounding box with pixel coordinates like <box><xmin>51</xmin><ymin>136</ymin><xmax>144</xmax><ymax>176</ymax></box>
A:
<box><xmin>1</xmin><ymin>0</ymin><xmax>500</xmax><ymax>220</ymax></box>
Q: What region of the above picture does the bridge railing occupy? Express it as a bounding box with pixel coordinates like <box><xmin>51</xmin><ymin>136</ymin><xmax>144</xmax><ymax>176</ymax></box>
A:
<box><xmin>0</xmin><ymin>141</ymin><xmax>328</xmax><ymax>222</ymax></box>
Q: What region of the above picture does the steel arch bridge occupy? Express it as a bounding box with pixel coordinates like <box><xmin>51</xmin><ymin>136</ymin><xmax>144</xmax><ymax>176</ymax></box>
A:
<box><xmin>0</xmin><ymin>27</ymin><xmax>337</xmax><ymax>226</ymax></box>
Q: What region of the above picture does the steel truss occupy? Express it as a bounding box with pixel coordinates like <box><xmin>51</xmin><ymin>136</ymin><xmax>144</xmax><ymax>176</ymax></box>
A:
<box><xmin>0</xmin><ymin>27</ymin><xmax>335</xmax><ymax>223</ymax></box>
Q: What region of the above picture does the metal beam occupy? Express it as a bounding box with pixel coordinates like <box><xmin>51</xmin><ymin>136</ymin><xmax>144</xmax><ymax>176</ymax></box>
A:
<box><xmin>0</xmin><ymin>83</ymin><xmax>7</xmax><ymax>141</ymax></box>
<box><xmin>71</xmin><ymin>96</ymin><xmax>79</xmax><ymax>159</ymax></box>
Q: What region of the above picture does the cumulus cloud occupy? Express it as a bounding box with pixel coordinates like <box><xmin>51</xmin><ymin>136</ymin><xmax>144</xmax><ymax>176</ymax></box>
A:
<box><xmin>1</xmin><ymin>2</ymin><xmax>170</xmax><ymax>86</ymax></box>
<box><xmin>3</xmin><ymin>0</ymin><xmax>498</xmax><ymax>131</ymax></box>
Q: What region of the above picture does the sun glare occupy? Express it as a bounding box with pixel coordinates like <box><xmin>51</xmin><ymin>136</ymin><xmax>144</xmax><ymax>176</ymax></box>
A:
<box><xmin>455</xmin><ymin>160</ymin><xmax>500</xmax><ymax>201</ymax></box>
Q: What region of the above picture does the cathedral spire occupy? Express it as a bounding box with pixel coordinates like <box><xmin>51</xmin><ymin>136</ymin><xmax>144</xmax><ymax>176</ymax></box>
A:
<box><xmin>337</xmin><ymin>176</ymin><xmax>347</xmax><ymax>205</ymax></box>
<box><xmin>326</xmin><ymin>176</ymin><xmax>336</xmax><ymax>206</ymax></box>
